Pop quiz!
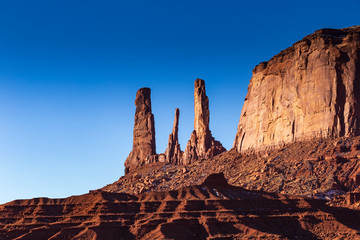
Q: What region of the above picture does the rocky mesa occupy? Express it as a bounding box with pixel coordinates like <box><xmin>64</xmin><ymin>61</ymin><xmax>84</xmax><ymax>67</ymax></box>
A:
<box><xmin>2</xmin><ymin>26</ymin><xmax>360</xmax><ymax>240</ymax></box>
<box><xmin>105</xmin><ymin>26</ymin><xmax>360</xmax><ymax>203</ymax></box>
<box><xmin>234</xmin><ymin>26</ymin><xmax>360</xmax><ymax>153</ymax></box>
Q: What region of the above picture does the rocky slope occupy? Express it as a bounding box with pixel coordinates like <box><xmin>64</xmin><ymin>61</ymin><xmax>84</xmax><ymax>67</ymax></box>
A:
<box><xmin>1</xmin><ymin>174</ymin><xmax>360</xmax><ymax>240</ymax></box>
<box><xmin>234</xmin><ymin>26</ymin><xmax>360</xmax><ymax>153</ymax></box>
<box><xmin>104</xmin><ymin>136</ymin><xmax>360</xmax><ymax>200</ymax></box>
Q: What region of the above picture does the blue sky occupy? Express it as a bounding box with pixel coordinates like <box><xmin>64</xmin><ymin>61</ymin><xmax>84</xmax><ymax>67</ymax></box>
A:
<box><xmin>0</xmin><ymin>0</ymin><xmax>359</xmax><ymax>204</ymax></box>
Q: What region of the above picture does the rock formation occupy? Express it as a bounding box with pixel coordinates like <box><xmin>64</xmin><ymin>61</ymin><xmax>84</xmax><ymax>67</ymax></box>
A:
<box><xmin>234</xmin><ymin>26</ymin><xmax>360</xmax><ymax>153</ymax></box>
<box><xmin>183</xmin><ymin>79</ymin><xmax>226</xmax><ymax>164</ymax></box>
<box><xmin>125</xmin><ymin>88</ymin><xmax>156</xmax><ymax>174</ymax></box>
<box><xmin>4</xmin><ymin>26</ymin><xmax>360</xmax><ymax>240</ymax></box>
<box><xmin>165</xmin><ymin>108</ymin><xmax>182</xmax><ymax>164</ymax></box>
<box><xmin>124</xmin><ymin>79</ymin><xmax>226</xmax><ymax>171</ymax></box>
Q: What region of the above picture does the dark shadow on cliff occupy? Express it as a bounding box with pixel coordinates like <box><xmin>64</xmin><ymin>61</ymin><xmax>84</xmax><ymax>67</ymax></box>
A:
<box><xmin>203</xmin><ymin>173</ymin><xmax>321</xmax><ymax>239</ymax></box>
<box><xmin>159</xmin><ymin>219</ymin><xmax>209</xmax><ymax>240</ymax></box>
<box><xmin>306</xmin><ymin>199</ymin><xmax>360</xmax><ymax>234</ymax></box>
<box><xmin>217</xmin><ymin>192</ymin><xmax>321</xmax><ymax>239</ymax></box>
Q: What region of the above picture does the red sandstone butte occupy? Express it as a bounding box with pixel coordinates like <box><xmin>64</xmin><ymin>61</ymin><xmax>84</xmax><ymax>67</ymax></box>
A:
<box><xmin>234</xmin><ymin>26</ymin><xmax>360</xmax><ymax>153</ymax></box>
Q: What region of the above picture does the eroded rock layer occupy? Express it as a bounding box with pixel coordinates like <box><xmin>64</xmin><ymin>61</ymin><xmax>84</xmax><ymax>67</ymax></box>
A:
<box><xmin>125</xmin><ymin>88</ymin><xmax>156</xmax><ymax>174</ymax></box>
<box><xmin>183</xmin><ymin>79</ymin><xmax>226</xmax><ymax>164</ymax></box>
<box><xmin>1</xmin><ymin>174</ymin><xmax>360</xmax><ymax>239</ymax></box>
<box><xmin>234</xmin><ymin>26</ymin><xmax>360</xmax><ymax>153</ymax></box>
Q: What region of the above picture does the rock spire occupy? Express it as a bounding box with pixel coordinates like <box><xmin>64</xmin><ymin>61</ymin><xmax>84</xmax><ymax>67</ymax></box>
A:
<box><xmin>234</xmin><ymin>26</ymin><xmax>360</xmax><ymax>153</ymax></box>
<box><xmin>165</xmin><ymin>108</ymin><xmax>183</xmax><ymax>164</ymax></box>
<box><xmin>124</xmin><ymin>79</ymin><xmax>226</xmax><ymax>173</ymax></box>
<box><xmin>183</xmin><ymin>79</ymin><xmax>226</xmax><ymax>164</ymax></box>
<box><xmin>124</xmin><ymin>88</ymin><xmax>156</xmax><ymax>174</ymax></box>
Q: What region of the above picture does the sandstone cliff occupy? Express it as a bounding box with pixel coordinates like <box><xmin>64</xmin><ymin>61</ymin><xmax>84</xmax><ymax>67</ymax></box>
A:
<box><xmin>183</xmin><ymin>79</ymin><xmax>226</xmax><ymax>164</ymax></box>
<box><xmin>125</xmin><ymin>88</ymin><xmax>156</xmax><ymax>173</ymax></box>
<box><xmin>234</xmin><ymin>26</ymin><xmax>360</xmax><ymax>153</ymax></box>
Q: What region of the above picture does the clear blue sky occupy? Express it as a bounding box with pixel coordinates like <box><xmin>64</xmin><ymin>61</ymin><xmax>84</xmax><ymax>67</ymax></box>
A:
<box><xmin>0</xmin><ymin>0</ymin><xmax>359</xmax><ymax>204</ymax></box>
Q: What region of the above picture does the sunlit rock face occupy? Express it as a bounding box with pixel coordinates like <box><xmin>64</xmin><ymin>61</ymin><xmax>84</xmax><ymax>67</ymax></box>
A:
<box><xmin>234</xmin><ymin>26</ymin><xmax>360</xmax><ymax>153</ymax></box>
<box><xmin>125</xmin><ymin>88</ymin><xmax>156</xmax><ymax>174</ymax></box>
<box><xmin>183</xmin><ymin>79</ymin><xmax>226</xmax><ymax>164</ymax></box>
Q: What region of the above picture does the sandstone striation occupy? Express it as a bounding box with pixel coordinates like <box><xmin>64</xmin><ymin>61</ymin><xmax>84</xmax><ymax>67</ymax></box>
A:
<box><xmin>165</xmin><ymin>108</ymin><xmax>182</xmax><ymax>164</ymax></box>
<box><xmin>183</xmin><ymin>79</ymin><xmax>226</xmax><ymax>164</ymax></box>
<box><xmin>125</xmin><ymin>88</ymin><xmax>156</xmax><ymax>174</ymax></box>
<box><xmin>234</xmin><ymin>26</ymin><xmax>360</xmax><ymax>153</ymax></box>
<box><xmin>2</xmin><ymin>174</ymin><xmax>360</xmax><ymax>239</ymax></box>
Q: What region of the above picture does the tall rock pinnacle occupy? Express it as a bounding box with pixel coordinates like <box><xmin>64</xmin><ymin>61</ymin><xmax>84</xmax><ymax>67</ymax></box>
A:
<box><xmin>183</xmin><ymin>79</ymin><xmax>226</xmax><ymax>164</ymax></box>
<box><xmin>124</xmin><ymin>88</ymin><xmax>156</xmax><ymax>174</ymax></box>
<box><xmin>165</xmin><ymin>108</ymin><xmax>182</xmax><ymax>164</ymax></box>
<box><xmin>234</xmin><ymin>26</ymin><xmax>360</xmax><ymax>153</ymax></box>
<box><xmin>194</xmin><ymin>79</ymin><xmax>210</xmax><ymax>148</ymax></box>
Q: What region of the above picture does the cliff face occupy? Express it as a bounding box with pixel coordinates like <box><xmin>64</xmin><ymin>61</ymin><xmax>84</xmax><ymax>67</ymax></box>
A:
<box><xmin>234</xmin><ymin>26</ymin><xmax>360</xmax><ymax>153</ymax></box>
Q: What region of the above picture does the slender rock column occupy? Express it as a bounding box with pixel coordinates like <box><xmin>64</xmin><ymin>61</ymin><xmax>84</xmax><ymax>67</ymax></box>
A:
<box><xmin>183</xmin><ymin>79</ymin><xmax>226</xmax><ymax>164</ymax></box>
<box><xmin>124</xmin><ymin>88</ymin><xmax>156</xmax><ymax>174</ymax></box>
<box><xmin>165</xmin><ymin>108</ymin><xmax>183</xmax><ymax>164</ymax></box>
